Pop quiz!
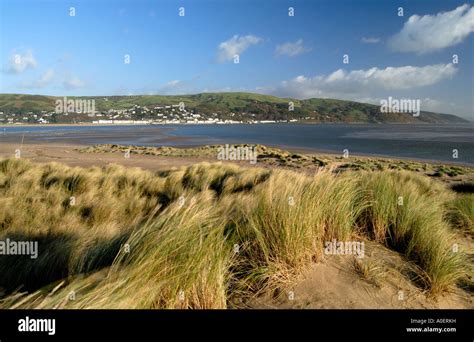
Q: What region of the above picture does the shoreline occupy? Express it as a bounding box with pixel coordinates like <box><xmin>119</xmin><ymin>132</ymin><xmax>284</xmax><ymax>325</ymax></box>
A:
<box><xmin>169</xmin><ymin>141</ymin><xmax>474</xmax><ymax>168</ymax></box>
<box><xmin>1</xmin><ymin>141</ymin><xmax>473</xmax><ymax>170</ymax></box>
<box><xmin>1</xmin><ymin>124</ymin><xmax>472</xmax><ymax>167</ymax></box>
<box><xmin>1</xmin><ymin>121</ymin><xmax>473</xmax><ymax>128</ymax></box>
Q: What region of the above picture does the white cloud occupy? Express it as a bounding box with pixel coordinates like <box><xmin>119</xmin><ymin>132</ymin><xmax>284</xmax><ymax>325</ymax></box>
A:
<box><xmin>270</xmin><ymin>63</ymin><xmax>457</xmax><ymax>99</ymax></box>
<box><xmin>361</xmin><ymin>37</ymin><xmax>381</xmax><ymax>44</ymax></box>
<box><xmin>5</xmin><ymin>50</ymin><xmax>37</xmax><ymax>74</ymax></box>
<box><xmin>158</xmin><ymin>80</ymin><xmax>187</xmax><ymax>94</ymax></box>
<box><xmin>63</xmin><ymin>76</ymin><xmax>85</xmax><ymax>90</ymax></box>
<box><xmin>389</xmin><ymin>4</ymin><xmax>474</xmax><ymax>54</ymax></box>
<box><xmin>20</xmin><ymin>69</ymin><xmax>55</xmax><ymax>88</ymax></box>
<box><xmin>165</xmin><ymin>80</ymin><xmax>181</xmax><ymax>87</ymax></box>
<box><xmin>275</xmin><ymin>39</ymin><xmax>311</xmax><ymax>57</ymax></box>
<box><xmin>217</xmin><ymin>34</ymin><xmax>262</xmax><ymax>63</ymax></box>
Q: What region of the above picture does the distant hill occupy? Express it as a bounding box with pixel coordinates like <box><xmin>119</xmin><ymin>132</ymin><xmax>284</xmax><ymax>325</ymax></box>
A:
<box><xmin>0</xmin><ymin>92</ymin><xmax>468</xmax><ymax>124</ymax></box>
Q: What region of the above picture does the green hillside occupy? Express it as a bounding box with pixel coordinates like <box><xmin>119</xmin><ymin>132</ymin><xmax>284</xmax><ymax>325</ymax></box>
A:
<box><xmin>0</xmin><ymin>92</ymin><xmax>468</xmax><ymax>123</ymax></box>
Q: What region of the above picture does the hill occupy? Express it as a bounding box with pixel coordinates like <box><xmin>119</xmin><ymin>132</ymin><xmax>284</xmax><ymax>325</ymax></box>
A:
<box><xmin>0</xmin><ymin>92</ymin><xmax>468</xmax><ymax>124</ymax></box>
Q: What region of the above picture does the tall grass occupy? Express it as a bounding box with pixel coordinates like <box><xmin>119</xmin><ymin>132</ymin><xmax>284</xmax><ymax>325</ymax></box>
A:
<box><xmin>51</xmin><ymin>191</ymin><xmax>233</xmax><ymax>309</ymax></box>
<box><xmin>0</xmin><ymin>158</ymin><xmax>468</xmax><ymax>308</ymax></box>
<box><xmin>446</xmin><ymin>194</ymin><xmax>474</xmax><ymax>234</ymax></box>
<box><xmin>355</xmin><ymin>171</ymin><xmax>465</xmax><ymax>294</ymax></box>
<box><xmin>226</xmin><ymin>170</ymin><xmax>361</xmax><ymax>294</ymax></box>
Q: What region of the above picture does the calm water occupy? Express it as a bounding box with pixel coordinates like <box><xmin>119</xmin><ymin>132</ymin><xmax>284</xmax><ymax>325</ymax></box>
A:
<box><xmin>2</xmin><ymin>123</ymin><xmax>473</xmax><ymax>165</ymax></box>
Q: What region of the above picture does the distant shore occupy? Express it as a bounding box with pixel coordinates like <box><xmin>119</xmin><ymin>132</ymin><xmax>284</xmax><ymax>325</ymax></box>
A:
<box><xmin>1</xmin><ymin>121</ymin><xmax>472</xmax><ymax>129</ymax></box>
<box><xmin>1</xmin><ymin>122</ymin><xmax>473</xmax><ymax>167</ymax></box>
<box><xmin>0</xmin><ymin>122</ymin><xmax>151</xmax><ymax>128</ymax></box>
<box><xmin>1</xmin><ymin>141</ymin><xmax>473</xmax><ymax>175</ymax></box>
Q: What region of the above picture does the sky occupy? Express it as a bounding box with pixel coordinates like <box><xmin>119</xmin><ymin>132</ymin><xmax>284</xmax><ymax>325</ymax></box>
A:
<box><xmin>0</xmin><ymin>0</ymin><xmax>473</xmax><ymax>119</ymax></box>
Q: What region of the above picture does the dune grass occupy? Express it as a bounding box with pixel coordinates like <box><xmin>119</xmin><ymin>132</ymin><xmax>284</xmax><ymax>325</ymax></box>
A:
<box><xmin>0</xmin><ymin>158</ymin><xmax>469</xmax><ymax>308</ymax></box>
<box><xmin>446</xmin><ymin>194</ymin><xmax>474</xmax><ymax>234</ymax></box>
<box><xmin>355</xmin><ymin>172</ymin><xmax>466</xmax><ymax>294</ymax></box>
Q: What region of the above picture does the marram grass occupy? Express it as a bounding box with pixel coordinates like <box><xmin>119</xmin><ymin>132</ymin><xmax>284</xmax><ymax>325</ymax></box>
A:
<box><xmin>0</xmin><ymin>158</ymin><xmax>469</xmax><ymax>308</ymax></box>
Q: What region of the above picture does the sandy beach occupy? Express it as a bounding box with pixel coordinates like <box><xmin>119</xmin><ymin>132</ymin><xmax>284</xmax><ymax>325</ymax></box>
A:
<box><xmin>0</xmin><ymin>142</ymin><xmax>211</xmax><ymax>171</ymax></box>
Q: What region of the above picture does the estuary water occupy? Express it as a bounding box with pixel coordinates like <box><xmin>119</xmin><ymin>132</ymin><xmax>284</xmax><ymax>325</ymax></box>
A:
<box><xmin>2</xmin><ymin>123</ymin><xmax>473</xmax><ymax>165</ymax></box>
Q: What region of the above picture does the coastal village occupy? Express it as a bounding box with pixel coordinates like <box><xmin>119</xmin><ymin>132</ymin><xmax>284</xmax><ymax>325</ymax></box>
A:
<box><xmin>0</xmin><ymin>93</ymin><xmax>466</xmax><ymax>125</ymax></box>
<box><xmin>0</xmin><ymin>100</ymin><xmax>298</xmax><ymax>125</ymax></box>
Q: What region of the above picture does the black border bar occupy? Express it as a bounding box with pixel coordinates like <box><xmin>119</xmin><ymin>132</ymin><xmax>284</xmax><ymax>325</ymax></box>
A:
<box><xmin>0</xmin><ymin>309</ymin><xmax>472</xmax><ymax>341</ymax></box>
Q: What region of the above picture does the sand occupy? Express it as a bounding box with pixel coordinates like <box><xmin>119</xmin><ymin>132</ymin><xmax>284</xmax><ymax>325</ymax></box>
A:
<box><xmin>0</xmin><ymin>142</ymin><xmax>210</xmax><ymax>171</ymax></box>
<box><xmin>1</xmin><ymin>139</ymin><xmax>472</xmax><ymax>310</ymax></box>
<box><xmin>247</xmin><ymin>240</ymin><xmax>473</xmax><ymax>309</ymax></box>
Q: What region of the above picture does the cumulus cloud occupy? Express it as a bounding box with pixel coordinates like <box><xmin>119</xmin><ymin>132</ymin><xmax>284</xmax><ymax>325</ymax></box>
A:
<box><xmin>270</xmin><ymin>63</ymin><xmax>457</xmax><ymax>99</ymax></box>
<box><xmin>361</xmin><ymin>37</ymin><xmax>381</xmax><ymax>44</ymax></box>
<box><xmin>275</xmin><ymin>39</ymin><xmax>311</xmax><ymax>57</ymax></box>
<box><xmin>5</xmin><ymin>50</ymin><xmax>37</xmax><ymax>74</ymax></box>
<box><xmin>20</xmin><ymin>69</ymin><xmax>55</xmax><ymax>88</ymax></box>
<box><xmin>217</xmin><ymin>35</ymin><xmax>262</xmax><ymax>62</ymax></box>
<box><xmin>389</xmin><ymin>4</ymin><xmax>474</xmax><ymax>54</ymax></box>
<box><xmin>63</xmin><ymin>76</ymin><xmax>85</xmax><ymax>90</ymax></box>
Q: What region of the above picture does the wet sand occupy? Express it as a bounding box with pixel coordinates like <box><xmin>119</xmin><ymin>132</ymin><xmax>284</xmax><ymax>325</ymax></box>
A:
<box><xmin>2</xmin><ymin>124</ymin><xmax>472</xmax><ymax>167</ymax></box>
<box><xmin>0</xmin><ymin>126</ymin><xmax>213</xmax><ymax>171</ymax></box>
<box><xmin>1</xmin><ymin>126</ymin><xmax>473</xmax><ymax>172</ymax></box>
<box><xmin>0</xmin><ymin>142</ymin><xmax>211</xmax><ymax>171</ymax></box>
<box><xmin>0</xmin><ymin>125</ymin><xmax>192</xmax><ymax>146</ymax></box>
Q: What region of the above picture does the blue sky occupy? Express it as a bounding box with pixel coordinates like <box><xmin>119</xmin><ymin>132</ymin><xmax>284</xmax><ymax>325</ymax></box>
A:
<box><xmin>0</xmin><ymin>0</ymin><xmax>473</xmax><ymax>119</ymax></box>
